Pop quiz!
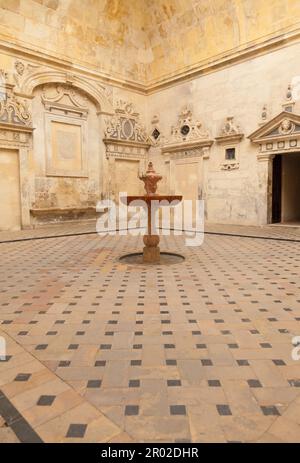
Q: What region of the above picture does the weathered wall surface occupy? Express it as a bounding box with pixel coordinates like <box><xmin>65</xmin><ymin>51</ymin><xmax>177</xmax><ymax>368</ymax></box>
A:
<box><xmin>145</xmin><ymin>0</ymin><xmax>300</xmax><ymax>84</ymax></box>
<box><xmin>0</xmin><ymin>149</ymin><xmax>21</xmax><ymax>230</ymax></box>
<box><xmin>0</xmin><ymin>0</ymin><xmax>149</xmax><ymax>83</ymax></box>
<box><xmin>147</xmin><ymin>41</ymin><xmax>300</xmax><ymax>225</ymax></box>
<box><xmin>0</xmin><ymin>51</ymin><xmax>147</xmax><ymax>229</ymax></box>
<box><xmin>1</xmin><ymin>0</ymin><xmax>300</xmax><ymax>86</ymax></box>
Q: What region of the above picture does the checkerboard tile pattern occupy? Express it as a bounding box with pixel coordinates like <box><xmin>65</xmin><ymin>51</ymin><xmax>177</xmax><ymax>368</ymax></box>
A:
<box><xmin>0</xmin><ymin>224</ymin><xmax>300</xmax><ymax>442</ymax></box>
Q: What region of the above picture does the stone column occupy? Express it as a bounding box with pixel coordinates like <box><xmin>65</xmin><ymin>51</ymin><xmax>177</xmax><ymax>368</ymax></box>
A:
<box><xmin>201</xmin><ymin>147</ymin><xmax>210</xmax><ymax>220</ymax></box>
<box><xmin>257</xmin><ymin>153</ymin><xmax>274</xmax><ymax>225</ymax></box>
<box><xmin>19</xmin><ymin>146</ymin><xmax>32</xmax><ymax>229</ymax></box>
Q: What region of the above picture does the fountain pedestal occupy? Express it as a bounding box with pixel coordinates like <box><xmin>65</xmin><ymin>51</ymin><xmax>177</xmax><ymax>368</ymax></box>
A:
<box><xmin>121</xmin><ymin>162</ymin><xmax>183</xmax><ymax>264</ymax></box>
<box><xmin>125</xmin><ymin>194</ymin><xmax>182</xmax><ymax>263</ymax></box>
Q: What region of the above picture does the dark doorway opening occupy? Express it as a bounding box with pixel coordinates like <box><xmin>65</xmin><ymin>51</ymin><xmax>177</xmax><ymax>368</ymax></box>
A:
<box><xmin>271</xmin><ymin>153</ymin><xmax>300</xmax><ymax>224</ymax></box>
<box><xmin>272</xmin><ymin>154</ymin><xmax>282</xmax><ymax>223</ymax></box>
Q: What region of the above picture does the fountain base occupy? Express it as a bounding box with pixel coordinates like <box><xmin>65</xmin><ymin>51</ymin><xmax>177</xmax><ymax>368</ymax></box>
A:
<box><xmin>119</xmin><ymin>252</ymin><xmax>185</xmax><ymax>266</ymax></box>
<box><xmin>143</xmin><ymin>234</ymin><xmax>160</xmax><ymax>263</ymax></box>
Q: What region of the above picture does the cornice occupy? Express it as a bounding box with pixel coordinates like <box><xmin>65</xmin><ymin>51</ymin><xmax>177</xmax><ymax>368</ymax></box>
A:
<box><xmin>103</xmin><ymin>138</ymin><xmax>151</xmax><ymax>150</ymax></box>
<box><xmin>161</xmin><ymin>139</ymin><xmax>213</xmax><ymax>154</ymax></box>
<box><xmin>0</xmin><ymin>36</ymin><xmax>146</xmax><ymax>94</ymax></box>
<box><xmin>145</xmin><ymin>26</ymin><xmax>300</xmax><ymax>93</ymax></box>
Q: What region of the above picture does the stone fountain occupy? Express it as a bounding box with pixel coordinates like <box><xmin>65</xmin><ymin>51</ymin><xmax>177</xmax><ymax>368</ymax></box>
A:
<box><xmin>121</xmin><ymin>161</ymin><xmax>183</xmax><ymax>264</ymax></box>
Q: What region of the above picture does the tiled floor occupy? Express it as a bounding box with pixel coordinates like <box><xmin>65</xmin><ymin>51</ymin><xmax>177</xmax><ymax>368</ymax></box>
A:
<box><xmin>0</xmin><ymin>224</ymin><xmax>300</xmax><ymax>442</ymax></box>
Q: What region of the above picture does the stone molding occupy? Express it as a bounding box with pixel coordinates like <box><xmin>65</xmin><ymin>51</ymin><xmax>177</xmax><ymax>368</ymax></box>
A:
<box><xmin>0</xmin><ymin>70</ymin><xmax>32</xmax><ymax>128</ymax></box>
<box><xmin>10</xmin><ymin>60</ymin><xmax>114</xmax><ymax>115</ymax></box>
<box><xmin>249</xmin><ymin>110</ymin><xmax>300</xmax><ymax>155</ymax></box>
<box><xmin>41</xmin><ymin>84</ymin><xmax>89</xmax><ymax>118</ymax></box>
<box><xmin>1</xmin><ymin>27</ymin><xmax>300</xmax><ymax>93</ymax></box>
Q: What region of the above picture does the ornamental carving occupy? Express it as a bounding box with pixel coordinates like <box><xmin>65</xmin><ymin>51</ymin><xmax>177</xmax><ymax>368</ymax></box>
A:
<box><xmin>104</xmin><ymin>100</ymin><xmax>150</xmax><ymax>145</ymax></box>
<box><xmin>150</xmin><ymin>114</ymin><xmax>163</xmax><ymax>146</ymax></box>
<box><xmin>278</xmin><ymin>118</ymin><xmax>294</xmax><ymax>135</ymax></box>
<box><xmin>0</xmin><ymin>72</ymin><xmax>32</xmax><ymax>127</ymax></box>
<box><xmin>249</xmin><ymin>110</ymin><xmax>300</xmax><ymax>155</ymax></box>
<box><xmin>9</xmin><ymin>59</ymin><xmax>113</xmax><ymax>115</ymax></box>
<box><xmin>215</xmin><ymin>116</ymin><xmax>244</xmax><ymax>144</ymax></box>
<box><xmin>41</xmin><ymin>84</ymin><xmax>88</xmax><ymax>109</ymax></box>
<box><xmin>167</xmin><ymin>106</ymin><xmax>209</xmax><ymax>143</ymax></box>
<box><xmin>41</xmin><ymin>84</ymin><xmax>89</xmax><ymax>119</ymax></box>
<box><xmin>162</xmin><ymin>106</ymin><xmax>213</xmax><ymax>156</ymax></box>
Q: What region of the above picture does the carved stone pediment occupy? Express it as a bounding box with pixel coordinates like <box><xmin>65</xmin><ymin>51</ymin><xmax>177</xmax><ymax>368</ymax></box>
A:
<box><xmin>215</xmin><ymin>116</ymin><xmax>244</xmax><ymax>144</ymax></box>
<box><xmin>10</xmin><ymin>59</ymin><xmax>113</xmax><ymax>115</ymax></box>
<box><xmin>248</xmin><ymin>111</ymin><xmax>300</xmax><ymax>155</ymax></box>
<box><xmin>0</xmin><ymin>70</ymin><xmax>32</xmax><ymax>129</ymax></box>
<box><xmin>41</xmin><ymin>84</ymin><xmax>89</xmax><ymax>118</ymax></box>
<box><xmin>104</xmin><ymin>100</ymin><xmax>151</xmax><ymax>152</ymax></box>
<box><xmin>162</xmin><ymin>106</ymin><xmax>213</xmax><ymax>156</ymax></box>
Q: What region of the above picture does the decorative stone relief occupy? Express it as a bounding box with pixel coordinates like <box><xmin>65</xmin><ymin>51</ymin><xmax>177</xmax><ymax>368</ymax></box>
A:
<box><xmin>215</xmin><ymin>116</ymin><xmax>243</xmax><ymax>171</ymax></box>
<box><xmin>39</xmin><ymin>84</ymin><xmax>89</xmax><ymax>178</ymax></box>
<box><xmin>103</xmin><ymin>100</ymin><xmax>150</xmax><ymax>202</ymax></box>
<box><xmin>15</xmin><ymin>61</ymin><xmax>25</xmax><ymax>77</ymax></box>
<box><xmin>162</xmin><ymin>106</ymin><xmax>213</xmax><ymax>158</ymax></box>
<box><xmin>150</xmin><ymin>114</ymin><xmax>162</xmax><ymax>145</ymax></box>
<box><xmin>220</xmin><ymin>160</ymin><xmax>239</xmax><ymax>171</ymax></box>
<box><xmin>249</xmin><ymin>110</ymin><xmax>300</xmax><ymax>155</ymax></box>
<box><xmin>282</xmin><ymin>83</ymin><xmax>295</xmax><ymax>112</ymax></box>
<box><xmin>259</xmin><ymin>104</ymin><xmax>268</xmax><ymax>125</ymax></box>
<box><xmin>11</xmin><ymin>59</ymin><xmax>113</xmax><ymax>115</ymax></box>
<box><xmin>0</xmin><ymin>72</ymin><xmax>32</xmax><ymax>127</ymax></box>
<box><xmin>41</xmin><ymin>84</ymin><xmax>89</xmax><ymax>118</ymax></box>
<box><xmin>0</xmin><ymin>68</ymin><xmax>33</xmax><ymax>147</ymax></box>
<box><xmin>215</xmin><ymin>116</ymin><xmax>244</xmax><ymax>144</ymax></box>
<box><xmin>104</xmin><ymin>100</ymin><xmax>149</xmax><ymax>145</ymax></box>
<box><xmin>103</xmin><ymin>100</ymin><xmax>150</xmax><ymax>160</ymax></box>
<box><xmin>169</xmin><ymin>106</ymin><xmax>209</xmax><ymax>143</ymax></box>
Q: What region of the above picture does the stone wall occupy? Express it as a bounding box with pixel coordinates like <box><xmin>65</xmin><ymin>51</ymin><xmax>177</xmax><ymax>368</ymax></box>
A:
<box><xmin>147</xmin><ymin>41</ymin><xmax>300</xmax><ymax>225</ymax></box>
<box><xmin>1</xmin><ymin>0</ymin><xmax>300</xmax><ymax>86</ymax></box>
<box><xmin>1</xmin><ymin>1</ymin><xmax>300</xmax><ymax>229</ymax></box>
<box><xmin>0</xmin><ymin>0</ymin><xmax>148</xmax><ymax>83</ymax></box>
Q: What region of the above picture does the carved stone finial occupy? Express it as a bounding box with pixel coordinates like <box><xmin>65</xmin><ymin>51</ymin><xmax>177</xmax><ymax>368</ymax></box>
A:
<box><xmin>286</xmin><ymin>84</ymin><xmax>292</xmax><ymax>100</ymax></box>
<box><xmin>261</xmin><ymin>105</ymin><xmax>268</xmax><ymax>122</ymax></box>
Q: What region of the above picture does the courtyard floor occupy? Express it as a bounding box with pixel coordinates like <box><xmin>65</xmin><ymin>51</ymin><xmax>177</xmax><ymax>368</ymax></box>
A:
<box><xmin>0</xmin><ymin>223</ymin><xmax>300</xmax><ymax>443</ymax></box>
